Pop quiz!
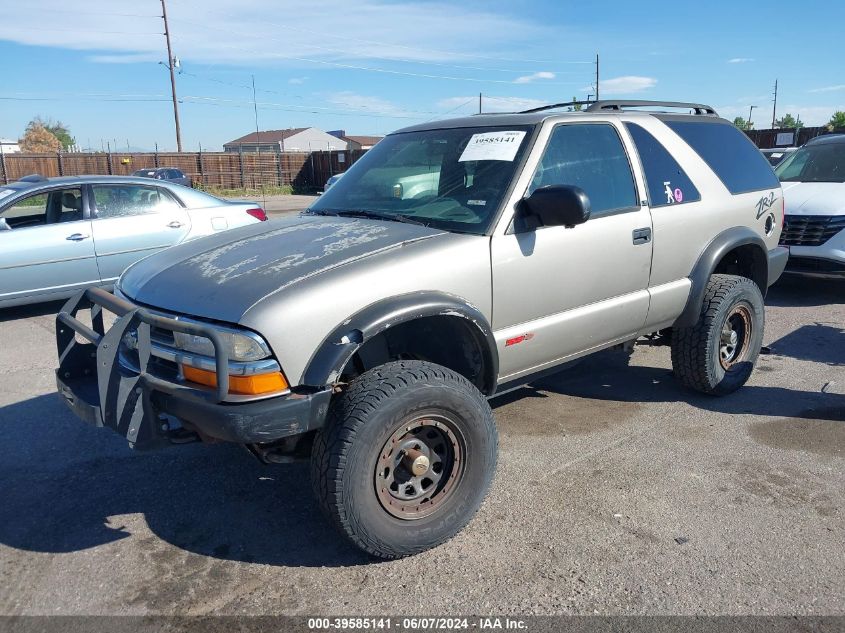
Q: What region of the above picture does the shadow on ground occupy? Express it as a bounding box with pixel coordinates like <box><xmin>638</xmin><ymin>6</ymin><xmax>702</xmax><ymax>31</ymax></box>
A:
<box><xmin>767</xmin><ymin>275</ymin><xmax>845</xmax><ymax>308</ymax></box>
<box><xmin>2</xmin><ymin>349</ymin><xmax>842</xmax><ymax>567</ymax></box>
<box><xmin>0</xmin><ymin>393</ymin><xmax>369</xmax><ymax>568</ymax></box>
<box><xmin>0</xmin><ymin>300</ymin><xmax>64</xmax><ymax>323</ymax></box>
<box><xmin>767</xmin><ymin>322</ymin><xmax>845</xmax><ymax>366</ymax></box>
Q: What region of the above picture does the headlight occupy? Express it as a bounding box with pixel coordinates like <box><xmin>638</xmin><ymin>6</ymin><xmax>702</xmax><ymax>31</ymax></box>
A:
<box><xmin>173</xmin><ymin>328</ymin><xmax>271</xmax><ymax>362</ymax></box>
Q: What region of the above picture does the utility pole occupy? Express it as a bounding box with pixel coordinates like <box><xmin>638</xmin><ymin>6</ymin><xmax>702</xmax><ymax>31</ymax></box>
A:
<box><xmin>748</xmin><ymin>105</ymin><xmax>756</xmax><ymax>129</ymax></box>
<box><xmin>161</xmin><ymin>0</ymin><xmax>182</xmax><ymax>152</ymax></box>
<box><xmin>478</xmin><ymin>92</ymin><xmax>482</xmax><ymax>114</ymax></box>
<box><xmin>771</xmin><ymin>79</ymin><xmax>778</xmax><ymax>129</ymax></box>
<box><xmin>595</xmin><ymin>53</ymin><xmax>600</xmax><ymax>101</ymax></box>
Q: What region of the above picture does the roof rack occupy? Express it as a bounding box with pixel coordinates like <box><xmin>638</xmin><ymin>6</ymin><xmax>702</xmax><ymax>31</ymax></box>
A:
<box><xmin>519</xmin><ymin>100</ymin><xmax>718</xmax><ymax>116</ymax></box>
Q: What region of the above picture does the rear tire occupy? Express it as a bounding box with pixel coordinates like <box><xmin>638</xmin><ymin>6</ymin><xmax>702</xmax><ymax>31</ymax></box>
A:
<box><xmin>310</xmin><ymin>360</ymin><xmax>498</xmax><ymax>559</ymax></box>
<box><xmin>671</xmin><ymin>274</ymin><xmax>764</xmax><ymax>395</ymax></box>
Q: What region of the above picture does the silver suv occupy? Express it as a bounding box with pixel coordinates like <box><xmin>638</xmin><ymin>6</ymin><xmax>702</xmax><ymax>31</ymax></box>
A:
<box><xmin>54</xmin><ymin>100</ymin><xmax>788</xmax><ymax>559</ymax></box>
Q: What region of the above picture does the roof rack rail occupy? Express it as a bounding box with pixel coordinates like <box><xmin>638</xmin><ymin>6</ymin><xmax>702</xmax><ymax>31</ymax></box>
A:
<box><xmin>519</xmin><ymin>100</ymin><xmax>718</xmax><ymax>116</ymax></box>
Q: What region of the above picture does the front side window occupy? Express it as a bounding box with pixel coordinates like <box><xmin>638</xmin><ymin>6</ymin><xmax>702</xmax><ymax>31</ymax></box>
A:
<box><xmin>528</xmin><ymin>123</ymin><xmax>637</xmax><ymax>216</ymax></box>
<box><xmin>775</xmin><ymin>143</ymin><xmax>845</xmax><ymax>183</ymax></box>
<box><xmin>663</xmin><ymin>119</ymin><xmax>780</xmax><ymax>194</ymax></box>
<box><xmin>310</xmin><ymin>125</ymin><xmax>534</xmax><ymax>234</ymax></box>
<box><xmin>625</xmin><ymin>123</ymin><xmax>700</xmax><ymax>207</ymax></box>
<box><xmin>0</xmin><ymin>187</ymin><xmax>83</xmax><ymax>229</ymax></box>
<box><xmin>92</xmin><ymin>185</ymin><xmax>179</xmax><ymax>218</ymax></box>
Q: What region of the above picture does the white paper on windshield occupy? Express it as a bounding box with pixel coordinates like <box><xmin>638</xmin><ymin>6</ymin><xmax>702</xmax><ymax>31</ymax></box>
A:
<box><xmin>0</xmin><ymin>189</ymin><xmax>14</xmax><ymax>201</ymax></box>
<box><xmin>459</xmin><ymin>131</ymin><xmax>526</xmax><ymax>162</ymax></box>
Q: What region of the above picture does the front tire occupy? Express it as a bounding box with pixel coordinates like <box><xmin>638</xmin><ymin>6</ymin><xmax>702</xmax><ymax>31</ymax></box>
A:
<box><xmin>311</xmin><ymin>360</ymin><xmax>498</xmax><ymax>559</ymax></box>
<box><xmin>671</xmin><ymin>274</ymin><xmax>765</xmax><ymax>395</ymax></box>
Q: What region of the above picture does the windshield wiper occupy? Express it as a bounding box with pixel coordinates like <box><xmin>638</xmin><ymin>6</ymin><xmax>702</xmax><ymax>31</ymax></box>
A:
<box><xmin>329</xmin><ymin>209</ymin><xmax>429</xmax><ymax>226</ymax></box>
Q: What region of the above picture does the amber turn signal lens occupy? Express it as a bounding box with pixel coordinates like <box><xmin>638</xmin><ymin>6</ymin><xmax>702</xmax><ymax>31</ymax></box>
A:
<box><xmin>182</xmin><ymin>365</ymin><xmax>289</xmax><ymax>395</ymax></box>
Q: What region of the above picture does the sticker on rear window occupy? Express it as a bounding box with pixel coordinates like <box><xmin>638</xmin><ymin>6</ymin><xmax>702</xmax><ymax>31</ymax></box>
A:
<box><xmin>459</xmin><ymin>131</ymin><xmax>526</xmax><ymax>163</ymax></box>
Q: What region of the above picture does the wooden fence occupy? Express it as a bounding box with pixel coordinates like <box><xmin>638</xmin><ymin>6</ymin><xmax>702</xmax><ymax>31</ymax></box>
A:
<box><xmin>0</xmin><ymin>149</ymin><xmax>368</xmax><ymax>190</ymax></box>
<box><xmin>744</xmin><ymin>126</ymin><xmax>844</xmax><ymax>148</ymax></box>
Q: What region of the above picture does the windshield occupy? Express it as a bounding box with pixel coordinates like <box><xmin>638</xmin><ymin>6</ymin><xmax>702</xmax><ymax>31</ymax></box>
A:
<box><xmin>133</xmin><ymin>170</ymin><xmax>156</xmax><ymax>177</ymax></box>
<box><xmin>775</xmin><ymin>143</ymin><xmax>845</xmax><ymax>183</ymax></box>
<box><xmin>309</xmin><ymin>125</ymin><xmax>534</xmax><ymax>234</ymax></box>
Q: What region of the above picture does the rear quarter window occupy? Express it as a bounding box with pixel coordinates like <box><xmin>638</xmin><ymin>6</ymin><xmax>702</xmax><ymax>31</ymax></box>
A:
<box><xmin>662</xmin><ymin>119</ymin><xmax>780</xmax><ymax>194</ymax></box>
<box><xmin>625</xmin><ymin>123</ymin><xmax>700</xmax><ymax>207</ymax></box>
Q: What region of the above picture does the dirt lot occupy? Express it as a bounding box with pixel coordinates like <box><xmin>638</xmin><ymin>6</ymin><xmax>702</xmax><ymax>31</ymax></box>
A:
<box><xmin>0</xmin><ymin>275</ymin><xmax>842</xmax><ymax>616</ymax></box>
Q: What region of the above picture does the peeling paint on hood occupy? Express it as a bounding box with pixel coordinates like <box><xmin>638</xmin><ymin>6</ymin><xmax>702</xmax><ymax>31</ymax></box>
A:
<box><xmin>118</xmin><ymin>214</ymin><xmax>446</xmax><ymax>323</ymax></box>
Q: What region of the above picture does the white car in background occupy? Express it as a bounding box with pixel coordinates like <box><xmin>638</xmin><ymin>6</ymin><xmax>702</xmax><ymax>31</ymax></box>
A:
<box><xmin>0</xmin><ymin>175</ymin><xmax>268</xmax><ymax>307</ymax></box>
<box><xmin>776</xmin><ymin>134</ymin><xmax>845</xmax><ymax>278</ymax></box>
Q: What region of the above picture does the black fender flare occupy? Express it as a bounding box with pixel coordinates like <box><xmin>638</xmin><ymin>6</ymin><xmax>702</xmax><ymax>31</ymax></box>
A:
<box><xmin>674</xmin><ymin>226</ymin><xmax>768</xmax><ymax>328</ymax></box>
<box><xmin>301</xmin><ymin>291</ymin><xmax>499</xmax><ymax>394</ymax></box>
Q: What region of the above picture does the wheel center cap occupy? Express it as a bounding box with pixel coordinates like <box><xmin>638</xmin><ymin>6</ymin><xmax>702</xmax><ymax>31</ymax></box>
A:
<box><xmin>730</xmin><ymin>331</ymin><xmax>738</xmax><ymax>346</ymax></box>
<box><xmin>403</xmin><ymin>448</ymin><xmax>430</xmax><ymax>476</ymax></box>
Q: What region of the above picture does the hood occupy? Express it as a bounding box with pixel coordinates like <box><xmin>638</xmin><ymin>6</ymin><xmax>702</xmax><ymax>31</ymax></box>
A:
<box><xmin>119</xmin><ymin>214</ymin><xmax>447</xmax><ymax>323</ymax></box>
<box><xmin>781</xmin><ymin>181</ymin><xmax>845</xmax><ymax>216</ymax></box>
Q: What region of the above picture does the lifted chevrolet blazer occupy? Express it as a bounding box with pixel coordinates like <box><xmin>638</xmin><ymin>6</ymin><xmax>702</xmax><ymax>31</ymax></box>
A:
<box><xmin>55</xmin><ymin>100</ymin><xmax>788</xmax><ymax>559</ymax></box>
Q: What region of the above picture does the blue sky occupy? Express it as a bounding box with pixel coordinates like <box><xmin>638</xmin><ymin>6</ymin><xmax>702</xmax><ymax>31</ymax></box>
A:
<box><xmin>1</xmin><ymin>0</ymin><xmax>843</xmax><ymax>151</ymax></box>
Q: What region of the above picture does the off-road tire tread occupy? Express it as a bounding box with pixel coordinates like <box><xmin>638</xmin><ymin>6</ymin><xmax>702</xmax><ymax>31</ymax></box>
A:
<box><xmin>310</xmin><ymin>360</ymin><xmax>496</xmax><ymax>560</ymax></box>
<box><xmin>671</xmin><ymin>274</ymin><xmax>763</xmax><ymax>395</ymax></box>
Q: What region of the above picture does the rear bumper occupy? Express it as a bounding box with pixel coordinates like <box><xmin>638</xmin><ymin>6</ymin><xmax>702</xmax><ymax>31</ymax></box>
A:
<box><xmin>767</xmin><ymin>246</ymin><xmax>790</xmax><ymax>286</ymax></box>
<box><xmin>55</xmin><ymin>287</ymin><xmax>331</xmax><ymax>449</ymax></box>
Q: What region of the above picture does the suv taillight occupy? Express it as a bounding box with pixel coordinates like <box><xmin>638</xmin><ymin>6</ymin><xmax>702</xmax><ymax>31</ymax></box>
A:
<box><xmin>246</xmin><ymin>208</ymin><xmax>268</xmax><ymax>222</ymax></box>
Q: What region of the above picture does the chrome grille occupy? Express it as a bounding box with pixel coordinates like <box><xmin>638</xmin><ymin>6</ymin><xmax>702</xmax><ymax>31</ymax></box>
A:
<box><xmin>780</xmin><ymin>215</ymin><xmax>845</xmax><ymax>247</ymax></box>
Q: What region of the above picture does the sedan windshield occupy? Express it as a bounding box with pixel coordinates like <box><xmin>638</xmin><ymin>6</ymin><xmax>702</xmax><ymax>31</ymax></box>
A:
<box><xmin>309</xmin><ymin>126</ymin><xmax>534</xmax><ymax>234</ymax></box>
<box><xmin>775</xmin><ymin>143</ymin><xmax>845</xmax><ymax>183</ymax></box>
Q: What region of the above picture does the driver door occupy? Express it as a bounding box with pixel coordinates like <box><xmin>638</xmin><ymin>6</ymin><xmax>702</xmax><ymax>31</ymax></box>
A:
<box><xmin>491</xmin><ymin>122</ymin><xmax>653</xmax><ymax>382</ymax></box>
<box><xmin>0</xmin><ymin>187</ymin><xmax>99</xmax><ymax>306</ymax></box>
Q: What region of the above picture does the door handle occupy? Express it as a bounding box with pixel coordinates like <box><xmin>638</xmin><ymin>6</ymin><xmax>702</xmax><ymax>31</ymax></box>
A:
<box><xmin>66</xmin><ymin>233</ymin><xmax>90</xmax><ymax>241</ymax></box>
<box><xmin>167</xmin><ymin>220</ymin><xmax>184</xmax><ymax>229</ymax></box>
<box><xmin>632</xmin><ymin>227</ymin><xmax>652</xmax><ymax>245</ymax></box>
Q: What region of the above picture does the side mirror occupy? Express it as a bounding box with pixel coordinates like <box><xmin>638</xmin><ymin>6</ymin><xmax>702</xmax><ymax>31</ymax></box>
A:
<box><xmin>520</xmin><ymin>185</ymin><xmax>591</xmax><ymax>228</ymax></box>
<box><xmin>0</xmin><ymin>217</ymin><xmax>11</xmax><ymax>231</ymax></box>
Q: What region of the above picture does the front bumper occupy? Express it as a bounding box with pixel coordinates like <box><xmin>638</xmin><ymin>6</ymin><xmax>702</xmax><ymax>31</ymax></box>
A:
<box><xmin>55</xmin><ymin>287</ymin><xmax>331</xmax><ymax>449</ymax></box>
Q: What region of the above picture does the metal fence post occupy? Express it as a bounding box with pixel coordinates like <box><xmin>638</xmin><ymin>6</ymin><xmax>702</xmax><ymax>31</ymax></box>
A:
<box><xmin>239</xmin><ymin>145</ymin><xmax>245</xmax><ymax>188</ymax></box>
<box><xmin>0</xmin><ymin>144</ymin><xmax>7</xmax><ymax>185</ymax></box>
<box><xmin>107</xmin><ymin>152</ymin><xmax>113</xmax><ymax>175</ymax></box>
<box><xmin>57</xmin><ymin>151</ymin><xmax>64</xmax><ymax>177</ymax></box>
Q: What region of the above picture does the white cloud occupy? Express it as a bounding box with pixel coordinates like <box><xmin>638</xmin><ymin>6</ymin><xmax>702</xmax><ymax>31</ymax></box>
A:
<box><xmin>728</xmin><ymin>58</ymin><xmax>755</xmax><ymax>63</ymax></box>
<box><xmin>288</xmin><ymin>77</ymin><xmax>308</xmax><ymax>85</ymax></box>
<box><xmin>809</xmin><ymin>84</ymin><xmax>845</xmax><ymax>93</ymax></box>
<box><xmin>513</xmin><ymin>71</ymin><xmax>555</xmax><ymax>84</ymax></box>
<box><xmin>437</xmin><ymin>95</ymin><xmax>548</xmax><ymax>114</ymax></box>
<box><xmin>0</xmin><ymin>0</ymin><xmax>546</xmax><ymax>69</ymax></box>
<box><xmin>326</xmin><ymin>91</ymin><xmax>405</xmax><ymax>116</ymax></box>
<box><xmin>583</xmin><ymin>76</ymin><xmax>657</xmax><ymax>95</ymax></box>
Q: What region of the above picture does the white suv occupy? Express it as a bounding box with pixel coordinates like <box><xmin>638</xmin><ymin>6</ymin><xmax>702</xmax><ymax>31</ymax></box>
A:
<box><xmin>776</xmin><ymin>134</ymin><xmax>845</xmax><ymax>277</ymax></box>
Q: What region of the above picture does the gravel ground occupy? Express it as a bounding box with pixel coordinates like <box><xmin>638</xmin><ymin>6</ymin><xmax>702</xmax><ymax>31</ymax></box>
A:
<box><xmin>0</xmin><ymin>275</ymin><xmax>842</xmax><ymax>616</ymax></box>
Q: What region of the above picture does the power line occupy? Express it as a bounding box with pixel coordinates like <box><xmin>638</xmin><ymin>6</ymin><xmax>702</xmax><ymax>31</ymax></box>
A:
<box><xmin>170</xmin><ymin>34</ymin><xmax>586</xmax><ymax>86</ymax></box>
<box><xmin>167</xmin><ymin>0</ymin><xmax>591</xmax><ymax>66</ymax></box>
<box><xmin>169</xmin><ymin>16</ymin><xmax>588</xmax><ymax>76</ymax></box>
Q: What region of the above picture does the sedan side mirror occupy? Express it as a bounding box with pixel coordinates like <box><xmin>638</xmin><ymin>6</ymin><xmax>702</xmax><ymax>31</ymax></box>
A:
<box><xmin>0</xmin><ymin>217</ymin><xmax>11</xmax><ymax>231</ymax></box>
<box><xmin>520</xmin><ymin>185</ymin><xmax>591</xmax><ymax>228</ymax></box>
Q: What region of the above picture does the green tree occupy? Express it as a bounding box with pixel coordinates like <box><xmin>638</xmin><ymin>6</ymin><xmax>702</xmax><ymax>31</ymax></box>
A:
<box><xmin>775</xmin><ymin>113</ymin><xmax>804</xmax><ymax>129</ymax></box>
<box><xmin>828</xmin><ymin>111</ymin><xmax>845</xmax><ymax>130</ymax></box>
<box><xmin>26</xmin><ymin>116</ymin><xmax>75</xmax><ymax>150</ymax></box>
<box><xmin>566</xmin><ymin>97</ymin><xmax>584</xmax><ymax>112</ymax></box>
<box><xmin>733</xmin><ymin>116</ymin><xmax>749</xmax><ymax>130</ymax></box>
<box><xmin>19</xmin><ymin>121</ymin><xmax>62</xmax><ymax>153</ymax></box>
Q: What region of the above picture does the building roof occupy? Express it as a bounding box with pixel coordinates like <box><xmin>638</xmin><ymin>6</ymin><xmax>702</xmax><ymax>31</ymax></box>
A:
<box><xmin>343</xmin><ymin>135</ymin><xmax>383</xmax><ymax>146</ymax></box>
<box><xmin>224</xmin><ymin>128</ymin><xmax>309</xmax><ymax>146</ymax></box>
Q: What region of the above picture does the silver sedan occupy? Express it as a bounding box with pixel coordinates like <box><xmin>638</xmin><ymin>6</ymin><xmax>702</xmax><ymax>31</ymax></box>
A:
<box><xmin>0</xmin><ymin>175</ymin><xmax>267</xmax><ymax>308</ymax></box>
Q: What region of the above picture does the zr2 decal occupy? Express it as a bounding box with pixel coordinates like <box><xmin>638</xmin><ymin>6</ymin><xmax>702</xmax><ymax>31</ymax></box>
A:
<box><xmin>756</xmin><ymin>191</ymin><xmax>777</xmax><ymax>219</ymax></box>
